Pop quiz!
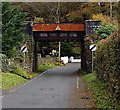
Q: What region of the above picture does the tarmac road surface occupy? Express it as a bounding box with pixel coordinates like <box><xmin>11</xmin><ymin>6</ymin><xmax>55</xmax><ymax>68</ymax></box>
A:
<box><xmin>2</xmin><ymin>63</ymin><xmax>80</xmax><ymax>108</ymax></box>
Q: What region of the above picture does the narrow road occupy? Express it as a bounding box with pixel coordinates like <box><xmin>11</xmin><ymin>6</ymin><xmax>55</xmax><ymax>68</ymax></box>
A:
<box><xmin>3</xmin><ymin>63</ymin><xmax>81</xmax><ymax>108</ymax></box>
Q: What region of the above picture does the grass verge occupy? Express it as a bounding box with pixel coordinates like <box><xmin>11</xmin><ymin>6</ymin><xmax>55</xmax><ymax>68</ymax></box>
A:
<box><xmin>38</xmin><ymin>64</ymin><xmax>59</xmax><ymax>72</ymax></box>
<box><xmin>83</xmin><ymin>72</ymin><xmax>120</xmax><ymax>109</ymax></box>
<box><xmin>11</xmin><ymin>66</ymin><xmax>39</xmax><ymax>79</ymax></box>
<box><xmin>1</xmin><ymin>62</ymin><xmax>63</xmax><ymax>90</ymax></box>
<box><xmin>37</xmin><ymin>61</ymin><xmax>65</xmax><ymax>72</ymax></box>
<box><xmin>1</xmin><ymin>73</ymin><xmax>27</xmax><ymax>90</ymax></box>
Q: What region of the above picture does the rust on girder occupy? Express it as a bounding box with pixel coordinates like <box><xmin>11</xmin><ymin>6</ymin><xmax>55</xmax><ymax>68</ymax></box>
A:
<box><xmin>33</xmin><ymin>24</ymin><xmax>85</xmax><ymax>32</ymax></box>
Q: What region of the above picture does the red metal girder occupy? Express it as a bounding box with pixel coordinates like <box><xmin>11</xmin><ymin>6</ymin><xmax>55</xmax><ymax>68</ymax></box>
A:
<box><xmin>33</xmin><ymin>24</ymin><xmax>85</xmax><ymax>32</ymax></box>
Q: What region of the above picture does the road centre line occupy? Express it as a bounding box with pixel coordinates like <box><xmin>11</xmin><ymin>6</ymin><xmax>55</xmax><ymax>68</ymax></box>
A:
<box><xmin>0</xmin><ymin>96</ymin><xmax>3</xmax><ymax>98</ymax></box>
<box><xmin>77</xmin><ymin>76</ymin><xmax>79</xmax><ymax>89</ymax></box>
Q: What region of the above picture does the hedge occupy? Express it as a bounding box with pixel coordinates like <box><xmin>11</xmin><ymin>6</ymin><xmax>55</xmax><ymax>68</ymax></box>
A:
<box><xmin>95</xmin><ymin>30</ymin><xmax>120</xmax><ymax>104</ymax></box>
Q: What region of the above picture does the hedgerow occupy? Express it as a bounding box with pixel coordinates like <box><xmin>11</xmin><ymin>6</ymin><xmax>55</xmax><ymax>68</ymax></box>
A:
<box><xmin>95</xmin><ymin>30</ymin><xmax>120</xmax><ymax>104</ymax></box>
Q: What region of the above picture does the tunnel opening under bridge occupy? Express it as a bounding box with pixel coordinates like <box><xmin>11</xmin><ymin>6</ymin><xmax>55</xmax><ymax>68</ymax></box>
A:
<box><xmin>32</xmin><ymin>23</ymin><xmax>87</xmax><ymax>72</ymax></box>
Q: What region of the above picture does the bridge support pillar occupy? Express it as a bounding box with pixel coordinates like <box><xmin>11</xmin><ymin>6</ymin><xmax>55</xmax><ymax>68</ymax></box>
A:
<box><xmin>81</xmin><ymin>39</ymin><xmax>87</xmax><ymax>72</ymax></box>
<box><xmin>32</xmin><ymin>41</ymin><xmax>38</xmax><ymax>72</ymax></box>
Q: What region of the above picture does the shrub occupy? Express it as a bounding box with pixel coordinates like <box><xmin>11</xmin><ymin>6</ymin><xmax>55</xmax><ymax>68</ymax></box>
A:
<box><xmin>0</xmin><ymin>54</ymin><xmax>11</xmax><ymax>72</ymax></box>
<box><xmin>10</xmin><ymin>66</ymin><xmax>37</xmax><ymax>79</ymax></box>
<box><xmin>95</xmin><ymin>30</ymin><xmax>120</xmax><ymax>104</ymax></box>
<box><xmin>95</xmin><ymin>24</ymin><xmax>115</xmax><ymax>39</ymax></box>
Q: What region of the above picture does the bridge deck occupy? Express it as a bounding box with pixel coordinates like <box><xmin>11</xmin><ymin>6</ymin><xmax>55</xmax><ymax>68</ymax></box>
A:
<box><xmin>33</xmin><ymin>24</ymin><xmax>85</xmax><ymax>32</ymax></box>
<box><xmin>33</xmin><ymin>23</ymin><xmax>85</xmax><ymax>41</ymax></box>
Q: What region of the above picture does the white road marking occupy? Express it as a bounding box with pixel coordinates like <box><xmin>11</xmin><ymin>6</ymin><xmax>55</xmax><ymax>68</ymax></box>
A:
<box><xmin>0</xmin><ymin>96</ymin><xmax>3</xmax><ymax>98</ymax></box>
<box><xmin>10</xmin><ymin>70</ymin><xmax>47</xmax><ymax>93</ymax></box>
<box><xmin>77</xmin><ymin>76</ymin><xmax>79</xmax><ymax>89</ymax></box>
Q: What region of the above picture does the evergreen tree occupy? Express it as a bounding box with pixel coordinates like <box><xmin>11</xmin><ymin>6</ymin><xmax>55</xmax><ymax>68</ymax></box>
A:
<box><xmin>61</xmin><ymin>42</ymin><xmax>73</xmax><ymax>57</ymax></box>
<box><xmin>2</xmin><ymin>2</ymin><xmax>27</xmax><ymax>58</ymax></box>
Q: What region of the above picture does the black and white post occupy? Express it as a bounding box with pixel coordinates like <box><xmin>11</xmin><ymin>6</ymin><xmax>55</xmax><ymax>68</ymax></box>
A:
<box><xmin>20</xmin><ymin>45</ymin><xmax>27</xmax><ymax>70</ymax></box>
<box><xmin>90</xmin><ymin>44</ymin><xmax>96</xmax><ymax>73</ymax></box>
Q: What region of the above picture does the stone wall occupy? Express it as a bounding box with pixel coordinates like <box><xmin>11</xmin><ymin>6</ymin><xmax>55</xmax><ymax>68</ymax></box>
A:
<box><xmin>38</xmin><ymin>55</ymin><xmax>57</xmax><ymax>65</ymax></box>
<box><xmin>6</xmin><ymin>35</ymin><xmax>34</xmax><ymax>73</ymax></box>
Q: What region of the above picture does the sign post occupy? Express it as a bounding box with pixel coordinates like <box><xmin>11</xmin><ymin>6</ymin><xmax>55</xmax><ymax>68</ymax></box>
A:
<box><xmin>58</xmin><ymin>42</ymin><xmax>61</xmax><ymax>59</ymax></box>
<box><xmin>20</xmin><ymin>46</ymin><xmax>27</xmax><ymax>70</ymax></box>
<box><xmin>90</xmin><ymin>44</ymin><xmax>96</xmax><ymax>73</ymax></box>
